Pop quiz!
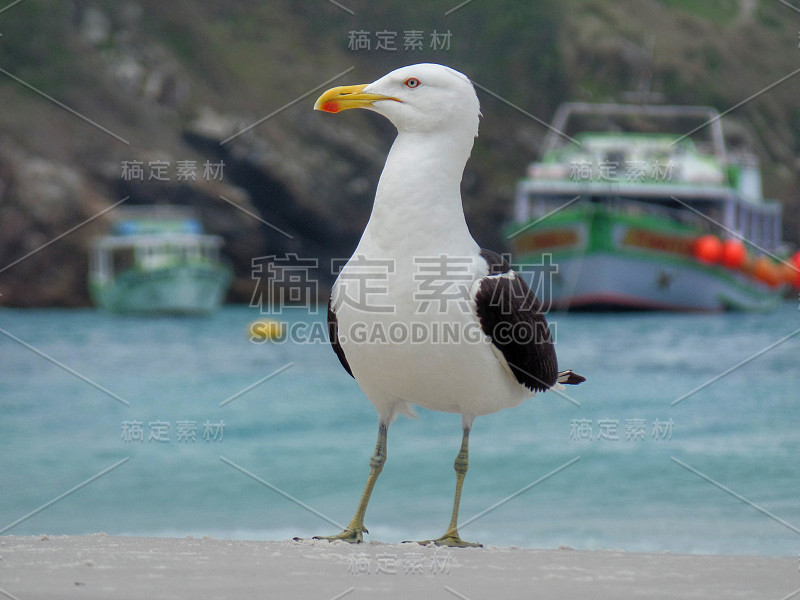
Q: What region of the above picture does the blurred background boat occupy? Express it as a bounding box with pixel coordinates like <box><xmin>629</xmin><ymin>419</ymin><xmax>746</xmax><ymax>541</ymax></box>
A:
<box><xmin>88</xmin><ymin>206</ymin><xmax>232</xmax><ymax>315</ymax></box>
<box><xmin>510</xmin><ymin>103</ymin><xmax>800</xmax><ymax>312</ymax></box>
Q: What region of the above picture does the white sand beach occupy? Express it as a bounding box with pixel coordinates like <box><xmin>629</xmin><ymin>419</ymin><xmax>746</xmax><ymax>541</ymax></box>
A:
<box><xmin>0</xmin><ymin>535</ymin><xmax>797</xmax><ymax>600</ymax></box>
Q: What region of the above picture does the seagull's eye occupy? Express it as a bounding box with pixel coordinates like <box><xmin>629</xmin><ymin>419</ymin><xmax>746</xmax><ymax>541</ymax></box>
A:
<box><xmin>404</xmin><ymin>77</ymin><xmax>421</xmax><ymax>89</ymax></box>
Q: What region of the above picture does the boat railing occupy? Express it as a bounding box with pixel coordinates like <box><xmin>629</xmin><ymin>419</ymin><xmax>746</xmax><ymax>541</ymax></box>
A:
<box><xmin>603</xmin><ymin>196</ymin><xmax>720</xmax><ymax>231</ymax></box>
<box><xmin>522</xmin><ymin>192</ymin><xmax>782</xmax><ymax>253</ymax></box>
<box><xmin>90</xmin><ymin>233</ymin><xmax>225</xmax><ymax>282</ymax></box>
<box><xmin>528</xmin><ymin>194</ymin><xmax>716</xmax><ymax>232</ymax></box>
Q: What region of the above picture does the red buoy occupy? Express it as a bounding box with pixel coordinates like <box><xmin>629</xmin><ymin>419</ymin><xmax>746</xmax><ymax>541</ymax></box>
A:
<box><xmin>778</xmin><ymin>261</ymin><xmax>800</xmax><ymax>288</ymax></box>
<box><xmin>694</xmin><ymin>235</ymin><xmax>722</xmax><ymax>264</ymax></box>
<box><xmin>786</xmin><ymin>251</ymin><xmax>800</xmax><ymax>289</ymax></box>
<box><xmin>721</xmin><ymin>239</ymin><xmax>747</xmax><ymax>269</ymax></box>
<box><xmin>753</xmin><ymin>256</ymin><xmax>782</xmax><ymax>287</ymax></box>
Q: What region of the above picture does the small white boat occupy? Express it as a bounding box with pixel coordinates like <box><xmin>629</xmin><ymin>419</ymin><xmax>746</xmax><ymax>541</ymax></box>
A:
<box><xmin>89</xmin><ymin>207</ymin><xmax>232</xmax><ymax>315</ymax></box>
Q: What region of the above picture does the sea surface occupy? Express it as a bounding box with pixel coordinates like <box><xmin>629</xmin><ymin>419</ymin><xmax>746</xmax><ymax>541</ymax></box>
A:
<box><xmin>1</xmin><ymin>304</ymin><xmax>798</xmax><ymax>556</ymax></box>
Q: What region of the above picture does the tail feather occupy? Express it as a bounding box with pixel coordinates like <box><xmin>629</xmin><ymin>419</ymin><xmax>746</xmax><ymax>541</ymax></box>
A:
<box><xmin>557</xmin><ymin>370</ymin><xmax>586</xmax><ymax>385</ymax></box>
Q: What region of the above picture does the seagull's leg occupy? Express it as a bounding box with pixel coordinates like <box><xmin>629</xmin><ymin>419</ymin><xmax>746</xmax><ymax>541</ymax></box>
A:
<box><xmin>416</xmin><ymin>421</ymin><xmax>482</xmax><ymax>548</ymax></box>
<box><xmin>313</xmin><ymin>421</ymin><xmax>388</xmax><ymax>543</ymax></box>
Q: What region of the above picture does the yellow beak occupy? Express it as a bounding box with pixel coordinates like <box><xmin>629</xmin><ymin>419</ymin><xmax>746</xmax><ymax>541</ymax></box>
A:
<box><xmin>314</xmin><ymin>84</ymin><xmax>399</xmax><ymax>113</ymax></box>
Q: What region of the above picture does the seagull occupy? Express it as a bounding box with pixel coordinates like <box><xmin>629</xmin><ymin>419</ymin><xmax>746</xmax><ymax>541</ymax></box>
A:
<box><xmin>310</xmin><ymin>63</ymin><xmax>584</xmax><ymax>547</ymax></box>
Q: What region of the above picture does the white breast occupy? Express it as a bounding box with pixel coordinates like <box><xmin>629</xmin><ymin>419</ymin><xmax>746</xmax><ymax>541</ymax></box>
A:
<box><xmin>332</xmin><ymin>244</ymin><xmax>530</xmax><ymax>423</ymax></box>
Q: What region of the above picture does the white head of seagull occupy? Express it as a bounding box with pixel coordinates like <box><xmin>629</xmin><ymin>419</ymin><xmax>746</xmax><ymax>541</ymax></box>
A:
<box><xmin>315</xmin><ymin>64</ymin><xmax>480</xmax><ymax>245</ymax></box>
<box><xmin>315</xmin><ymin>63</ymin><xmax>480</xmax><ymax>139</ymax></box>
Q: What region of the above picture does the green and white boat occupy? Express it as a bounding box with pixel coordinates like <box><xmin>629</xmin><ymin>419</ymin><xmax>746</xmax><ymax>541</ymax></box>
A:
<box><xmin>89</xmin><ymin>207</ymin><xmax>232</xmax><ymax>315</ymax></box>
<box><xmin>510</xmin><ymin>102</ymin><xmax>793</xmax><ymax>311</ymax></box>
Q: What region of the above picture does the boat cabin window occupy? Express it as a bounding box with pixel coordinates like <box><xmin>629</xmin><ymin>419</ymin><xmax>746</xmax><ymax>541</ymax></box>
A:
<box><xmin>139</xmin><ymin>243</ymin><xmax>171</xmax><ymax>269</ymax></box>
<box><xmin>112</xmin><ymin>247</ymin><xmax>135</xmax><ymax>274</ymax></box>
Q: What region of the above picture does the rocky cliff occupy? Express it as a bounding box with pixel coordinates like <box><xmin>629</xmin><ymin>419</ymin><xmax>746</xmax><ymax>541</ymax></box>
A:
<box><xmin>1</xmin><ymin>0</ymin><xmax>797</xmax><ymax>307</ymax></box>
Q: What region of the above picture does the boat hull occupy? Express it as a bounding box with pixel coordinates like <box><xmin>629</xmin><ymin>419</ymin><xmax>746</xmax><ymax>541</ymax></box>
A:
<box><xmin>90</xmin><ymin>264</ymin><xmax>232</xmax><ymax>315</ymax></box>
<box><xmin>511</xmin><ymin>206</ymin><xmax>784</xmax><ymax>312</ymax></box>
<box><xmin>521</xmin><ymin>251</ymin><xmax>782</xmax><ymax>312</ymax></box>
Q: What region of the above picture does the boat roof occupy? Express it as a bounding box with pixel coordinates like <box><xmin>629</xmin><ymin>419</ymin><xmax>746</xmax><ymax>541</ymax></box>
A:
<box><xmin>517</xmin><ymin>178</ymin><xmax>780</xmax><ymax>210</ymax></box>
<box><xmin>108</xmin><ymin>206</ymin><xmax>205</xmax><ymax>236</ymax></box>
<box><xmin>543</xmin><ymin>102</ymin><xmax>727</xmax><ymax>166</ymax></box>
<box><xmin>573</xmin><ymin>131</ymin><xmax>695</xmax><ymax>149</ymax></box>
<box><xmin>92</xmin><ymin>232</ymin><xmax>225</xmax><ymax>250</ymax></box>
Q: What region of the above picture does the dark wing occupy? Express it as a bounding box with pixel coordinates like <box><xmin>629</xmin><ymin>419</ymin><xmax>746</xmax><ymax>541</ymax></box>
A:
<box><xmin>474</xmin><ymin>249</ymin><xmax>558</xmax><ymax>392</ymax></box>
<box><xmin>328</xmin><ymin>297</ymin><xmax>354</xmax><ymax>378</ymax></box>
<box><xmin>557</xmin><ymin>370</ymin><xmax>586</xmax><ymax>385</ymax></box>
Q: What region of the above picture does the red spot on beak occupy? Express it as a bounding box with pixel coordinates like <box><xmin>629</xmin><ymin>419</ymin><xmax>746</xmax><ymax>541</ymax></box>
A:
<box><xmin>319</xmin><ymin>101</ymin><xmax>340</xmax><ymax>113</ymax></box>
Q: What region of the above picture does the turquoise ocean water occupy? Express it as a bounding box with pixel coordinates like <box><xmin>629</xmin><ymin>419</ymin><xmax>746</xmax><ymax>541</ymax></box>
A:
<box><xmin>1</xmin><ymin>304</ymin><xmax>798</xmax><ymax>556</ymax></box>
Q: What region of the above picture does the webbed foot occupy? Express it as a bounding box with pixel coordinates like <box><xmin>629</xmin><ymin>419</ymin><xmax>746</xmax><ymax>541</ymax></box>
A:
<box><xmin>407</xmin><ymin>529</ymin><xmax>482</xmax><ymax>548</ymax></box>
<box><xmin>301</xmin><ymin>525</ymin><xmax>368</xmax><ymax>544</ymax></box>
